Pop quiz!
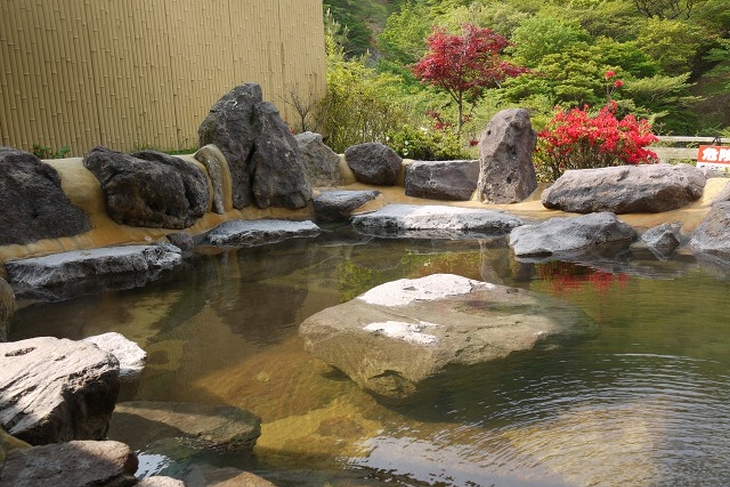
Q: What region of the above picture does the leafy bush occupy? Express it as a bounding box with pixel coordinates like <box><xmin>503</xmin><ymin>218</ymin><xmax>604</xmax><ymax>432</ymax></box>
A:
<box><xmin>32</xmin><ymin>144</ymin><xmax>71</xmax><ymax>159</ymax></box>
<box><xmin>535</xmin><ymin>101</ymin><xmax>658</xmax><ymax>182</ymax></box>
<box><xmin>387</xmin><ymin>124</ymin><xmax>469</xmax><ymax>160</ymax></box>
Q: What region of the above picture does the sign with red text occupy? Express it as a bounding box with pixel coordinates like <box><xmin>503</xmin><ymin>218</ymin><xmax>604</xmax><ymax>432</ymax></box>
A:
<box><xmin>697</xmin><ymin>145</ymin><xmax>730</xmax><ymax>169</ymax></box>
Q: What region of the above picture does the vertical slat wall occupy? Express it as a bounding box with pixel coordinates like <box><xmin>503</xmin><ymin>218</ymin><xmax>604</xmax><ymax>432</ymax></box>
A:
<box><xmin>0</xmin><ymin>0</ymin><xmax>326</xmax><ymax>155</ymax></box>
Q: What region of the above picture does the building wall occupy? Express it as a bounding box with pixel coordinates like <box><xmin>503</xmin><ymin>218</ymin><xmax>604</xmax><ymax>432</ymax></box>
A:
<box><xmin>0</xmin><ymin>0</ymin><xmax>326</xmax><ymax>155</ymax></box>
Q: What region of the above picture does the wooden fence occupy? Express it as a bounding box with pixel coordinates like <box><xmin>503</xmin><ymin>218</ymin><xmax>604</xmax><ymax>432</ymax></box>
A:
<box><xmin>0</xmin><ymin>0</ymin><xmax>326</xmax><ymax>156</ymax></box>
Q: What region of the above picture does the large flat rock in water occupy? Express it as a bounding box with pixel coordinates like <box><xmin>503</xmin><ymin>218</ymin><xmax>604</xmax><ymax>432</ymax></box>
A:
<box><xmin>108</xmin><ymin>401</ymin><xmax>261</xmax><ymax>454</ymax></box>
<box><xmin>205</xmin><ymin>219</ymin><xmax>321</xmax><ymax>247</ymax></box>
<box><xmin>0</xmin><ymin>440</ymin><xmax>137</xmax><ymax>487</ymax></box>
<box><xmin>299</xmin><ymin>274</ymin><xmax>596</xmax><ymax>401</ymax></box>
<box><xmin>5</xmin><ymin>244</ymin><xmax>182</xmax><ymax>301</ymax></box>
<box><xmin>351</xmin><ymin>204</ymin><xmax>523</xmax><ymax>239</ymax></box>
<box><xmin>0</xmin><ymin>337</ymin><xmax>120</xmax><ymax>445</ymax></box>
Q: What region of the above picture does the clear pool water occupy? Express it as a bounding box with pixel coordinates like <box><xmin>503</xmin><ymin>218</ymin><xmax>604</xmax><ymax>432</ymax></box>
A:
<box><xmin>10</xmin><ymin>228</ymin><xmax>730</xmax><ymax>487</ymax></box>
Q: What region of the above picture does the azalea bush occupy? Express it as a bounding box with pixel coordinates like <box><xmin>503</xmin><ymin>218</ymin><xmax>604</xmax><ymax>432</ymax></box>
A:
<box><xmin>534</xmin><ymin>99</ymin><xmax>659</xmax><ymax>182</ymax></box>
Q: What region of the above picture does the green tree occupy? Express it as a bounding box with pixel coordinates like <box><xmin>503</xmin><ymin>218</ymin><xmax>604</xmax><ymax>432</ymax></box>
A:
<box><xmin>636</xmin><ymin>17</ymin><xmax>704</xmax><ymax>75</ymax></box>
<box><xmin>509</xmin><ymin>13</ymin><xmax>591</xmax><ymax>67</ymax></box>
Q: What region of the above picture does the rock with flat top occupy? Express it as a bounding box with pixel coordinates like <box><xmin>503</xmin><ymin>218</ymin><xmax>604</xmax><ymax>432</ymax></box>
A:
<box><xmin>351</xmin><ymin>204</ymin><xmax>523</xmax><ymax>239</ymax></box>
<box><xmin>541</xmin><ymin>164</ymin><xmax>706</xmax><ymax>213</ymax></box>
<box><xmin>0</xmin><ymin>440</ymin><xmax>137</xmax><ymax>487</ymax></box>
<box><xmin>205</xmin><ymin>219</ymin><xmax>320</xmax><ymax>247</ymax></box>
<box><xmin>0</xmin><ymin>337</ymin><xmax>120</xmax><ymax>445</ymax></box>
<box><xmin>109</xmin><ymin>401</ymin><xmax>261</xmax><ymax>453</ymax></box>
<box><xmin>300</xmin><ymin>274</ymin><xmax>596</xmax><ymax>401</ymax></box>
<box><xmin>5</xmin><ymin>244</ymin><xmax>182</xmax><ymax>301</ymax></box>
<box><xmin>509</xmin><ymin>212</ymin><xmax>637</xmax><ymax>262</ymax></box>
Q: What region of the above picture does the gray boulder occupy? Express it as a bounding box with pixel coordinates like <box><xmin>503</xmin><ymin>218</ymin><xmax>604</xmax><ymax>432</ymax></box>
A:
<box><xmin>344</xmin><ymin>142</ymin><xmax>402</xmax><ymax>186</ymax></box>
<box><xmin>198</xmin><ymin>83</ymin><xmax>312</xmax><ymax>210</ymax></box>
<box><xmin>108</xmin><ymin>401</ymin><xmax>261</xmax><ymax>453</ymax></box>
<box><xmin>405</xmin><ymin>160</ymin><xmax>479</xmax><ymax>201</ymax></box>
<box><xmin>0</xmin><ymin>147</ymin><xmax>91</xmax><ymax>245</ymax></box>
<box><xmin>295</xmin><ymin>131</ymin><xmax>344</xmax><ymax>187</ymax></box>
<box><xmin>84</xmin><ymin>147</ymin><xmax>210</xmax><ymax>229</ymax></box>
<box><xmin>476</xmin><ymin>109</ymin><xmax>538</xmax><ymax>204</ymax></box>
<box><xmin>205</xmin><ymin>219</ymin><xmax>320</xmax><ymax>247</ymax></box>
<box><xmin>0</xmin><ymin>278</ymin><xmax>13</xmax><ymax>342</ymax></box>
<box><xmin>300</xmin><ymin>273</ymin><xmax>596</xmax><ymax>401</ymax></box>
<box><xmin>0</xmin><ymin>440</ymin><xmax>137</xmax><ymax>487</ymax></box>
<box><xmin>541</xmin><ymin>163</ymin><xmax>706</xmax><ymax>213</ymax></box>
<box><xmin>313</xmin><ymin>190</ymin><xmax>381</xmax><ymax>223</ymax></box>
<box><xmin>0</xmin><ymin>337</ymin><xmax>120</xmax><ymax>445</ymax></box>
<box><xmin>509</xmin><ymin>212</ymin><xmax>637</xmax><ymax>262</ymax></box>
<box><xmin>640</xmin><ymin>222</ymin><xmax>683</xmax><ymax>260</ymax></box>
<box><xmin>194</xmin><ymin>144</ymin><xmax>233</xmax><ymax>214</ymax></box>
<box><xmin>351</xmin><ymin>204</ymin><xmax>523</xmax><ymax>239</ymax></box>
<box><xmin>82</xmin><ymin>332</ymin><xmax>147</xmax><ymax>381</ymax></box>
<box><xmin>5</xmin><ymin>244</ymin><xmax>182</xmax><ymax>301</ymax></box>
<box><xmin>689</xmin><ymin>201</ymin><xmax>730</xmax><ymax>264</ymax></box>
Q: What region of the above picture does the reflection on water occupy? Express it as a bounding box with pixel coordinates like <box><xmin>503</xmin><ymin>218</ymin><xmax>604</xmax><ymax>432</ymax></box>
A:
<box><xmin>9</xmin><ymin>229</ymin><xmax>730</xmax><ymax>487</ymax></box>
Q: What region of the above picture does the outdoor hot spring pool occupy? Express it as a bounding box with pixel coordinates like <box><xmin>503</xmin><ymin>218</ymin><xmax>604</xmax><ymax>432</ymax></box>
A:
<box><xmin>8</xmin><ymin>227</ymin><xmax>730</xmax><ymax>487</ymax></box>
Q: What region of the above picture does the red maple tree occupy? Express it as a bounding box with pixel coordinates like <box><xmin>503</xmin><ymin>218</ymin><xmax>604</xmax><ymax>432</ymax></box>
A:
<box><xmin>412</xmin><ymin>23</ymin><xmax>528</xmax><ymax>135</ymax></box>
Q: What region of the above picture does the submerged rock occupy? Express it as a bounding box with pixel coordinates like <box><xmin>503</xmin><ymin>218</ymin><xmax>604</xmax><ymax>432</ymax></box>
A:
<box><xmin>205</xmin><ymin>219</ymin><xmax>321</xmax><ymax>247</ymax></box>
<box><xmin>5</xmin><ymin>244</ymin><xmax>182</xmax><ymax>301</ymax></box>
<box><xmin>0</xmin><ymin>440</ymin><xmax>137</xmax><ymax>487</ymax></box>
<box><xmin>476</xmin><ymin>108</ymin><xmax>538</xmax><ymax>204</ymax></box>
<box><xmin>108</xmin><ymin>401</ymin><xmax>261</xmax><ymax>453</ymax></box>
<box><xmin>405</xmin><ymin>160</ymin><xmax>479</xmax><ymax>201</ymax></box>
<box><xmin>0</xmin><ymin>337</ymin><xmax>120</xmax><ymax>445</ymax></box>
<box><xmin>183</xmin><ymin>464</ymin><xmax>277</xmax><ymax>487</ymax></box>
<box><xmin>351</xmin><ymin>204</ymin><xmax>523</xmax><ymax>239</ymax></box>
<box><xmin>0</xmin><ymin>147</ymin><xmax>91</xmax><ymax>245</ymax></box>
<box><xmin>542</xmin><ymin>164</ymin><xmax>706</xmax><ymax>214</ymax></box>
<box><xmin>300</xmin><ymin>274</ymin><xmax>596</xmax><ymax>401</ymax></box>
<box><xmin>509</xmin><ymin>212</ymin><xmax>637</xmax><ymax>262</ymax></box>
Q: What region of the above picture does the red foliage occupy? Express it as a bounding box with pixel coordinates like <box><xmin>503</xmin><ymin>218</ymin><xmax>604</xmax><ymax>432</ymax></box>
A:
<box><xmin>412</xmin><ymin>24</ymin><xmax>528</xmax><ymax>134</ymax></box>
<box><xmin>536</xmin><ymin>101</ymin><xmax>658</xmax><ymax>181</ymax></box>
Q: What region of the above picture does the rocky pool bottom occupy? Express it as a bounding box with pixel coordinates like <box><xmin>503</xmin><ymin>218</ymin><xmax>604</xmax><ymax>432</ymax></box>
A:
<box><xmin>8</xmin><ymin>231</ymin><xmax>730</xmax><ymax>487</ymax></box>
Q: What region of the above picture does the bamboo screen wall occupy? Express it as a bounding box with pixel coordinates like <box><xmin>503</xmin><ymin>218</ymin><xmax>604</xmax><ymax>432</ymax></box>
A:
<box><xmin>0</xmin><ymin>0</ymin><xmax>326</xmax><ymax>156</ymax></box>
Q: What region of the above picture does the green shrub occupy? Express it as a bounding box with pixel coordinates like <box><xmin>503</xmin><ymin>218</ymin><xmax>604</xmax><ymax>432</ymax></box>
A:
<box><xmin>32</xmin><ymin>144</ymin><xmax>70</xmax><ymax>159</ymax></box>
<box><xmin>386</xmin><ymin>124</ymin><xmax>469</xmax><ymax>160</ymax></box>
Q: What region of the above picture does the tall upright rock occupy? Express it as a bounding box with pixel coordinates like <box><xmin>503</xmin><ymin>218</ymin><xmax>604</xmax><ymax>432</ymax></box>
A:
<box><xmin>198</xmin><ymin>83</ymin><xmax>312</xmax><ymax>210</ymax></box>
<box><xmin>476</xmin><ymin>108</ymin><xmax>537</xmax><ymax>204</ymax></box>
